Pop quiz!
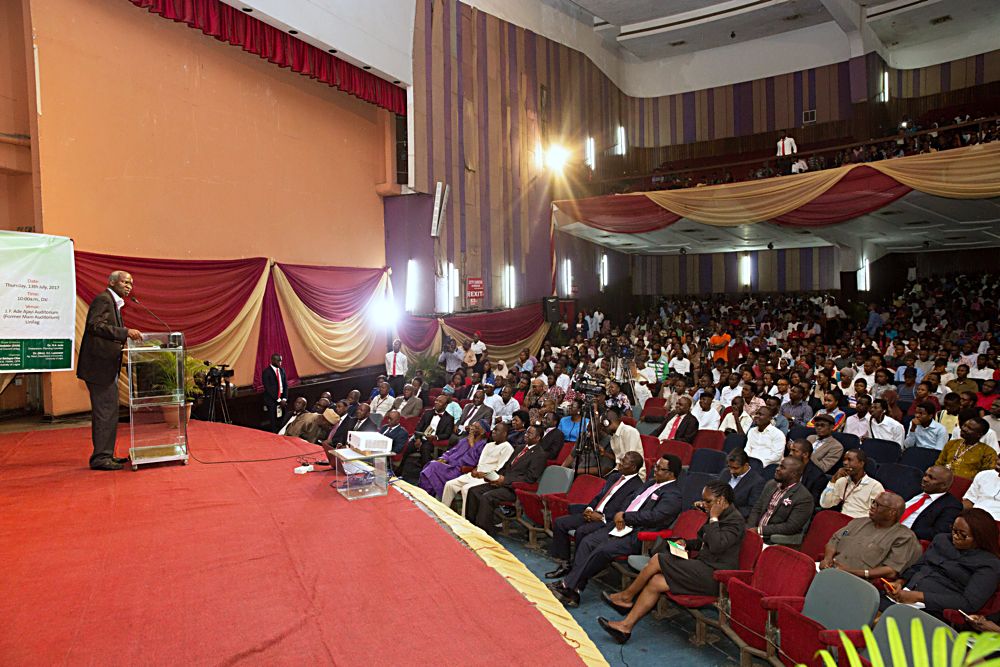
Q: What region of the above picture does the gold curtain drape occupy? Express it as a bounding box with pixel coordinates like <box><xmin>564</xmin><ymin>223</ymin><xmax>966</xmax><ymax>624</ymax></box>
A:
<box><xmin>272</xmin><ymin>264</ymin><xmax>390</xmax><ymax>372</ymax></box>
<box><xmin>644</xmin><ymin>166</ymin><xmax>851</xmax><ymax>226</ymax></box>
<box><xmin>439</xmin><ymin>321</ymin><xmax>551</xmax><ymax>366</ymax></box>
<box><xmin>634</xmin><ymin>143</ymin><xmax>1000</xmax><ymax>226</ymax></box>
<box><xmin>71</xmin><ymin>265</ymin><xmax>271</xmax><ymax>405</ymax></box>
<box><xmin>866</xmin><ymin>141</ymin><xmax>1000</xmax><ymax>198</ymax></box>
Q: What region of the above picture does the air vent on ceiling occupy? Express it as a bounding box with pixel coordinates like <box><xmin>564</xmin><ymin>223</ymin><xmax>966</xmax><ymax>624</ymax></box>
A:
<box><xmin>704</xmin><ymin>237</ymin><xmax>722</xmax><ymax>241</ymax></box>
<box><xmin>904</xmin><ymin>220</ymin><xmax>930</xmax><ymax>225</ymax></box>
<box><xmin>930</xmin><ymin>15</ymin><xmax>952</xmax><ymax>25</ymax></box>
<box><xmin>669</xmin><ymin>40</ymin><xmax>686</xmax><ymax>47</ymax></box>
<box><xmin>944</xmin><ymin>236</ymin><xmax>965</xmax><ymax>240</ymax></box>
<box><xmin>783</xmin><ymin>13</ymin><xmax>801</xmax><ymax>21</ymax></box>
<box><xmin>796</xmin><ymin>230</ymin><xmax>812</xmax><ymax>235</ymax></box>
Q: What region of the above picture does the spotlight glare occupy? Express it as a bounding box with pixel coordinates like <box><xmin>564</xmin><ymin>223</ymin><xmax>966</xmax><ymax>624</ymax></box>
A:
<box><xmin>545</xmin><ymin>144</ymin><xmax>571</xmax><ymax>172</ymax></box>
<box><xmin>369</xmin><ymin>295</ymin><xmax>399</xmax><ymax>330</ymax></box>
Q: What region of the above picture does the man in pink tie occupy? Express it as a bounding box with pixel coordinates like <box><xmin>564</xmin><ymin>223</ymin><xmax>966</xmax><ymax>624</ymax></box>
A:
<box><xmin>899</xmin><ymin>465</ymin><xmax>963</xmax><ymax>541</ymax></box>
<box><xmin>550</xmin><ymin>454</ymin><xmax>683</xmax><ymax>608</ymax></box>
<box><xmin>545</xmin><ymin>452</ymin><xmax>646</xmax><ymax>578</ymax></box>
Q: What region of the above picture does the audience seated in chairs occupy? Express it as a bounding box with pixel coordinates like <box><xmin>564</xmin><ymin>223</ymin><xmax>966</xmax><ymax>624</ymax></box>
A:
<box><xmin>936</xmin><ymin>417</ymin><xmax>996</xmax><ymax>481</ymax></box>
<box><xmin>596</xmin><ymin>479</ymin><xmax>745</xmax><ymax>644</ymax></box>
<box><xmin>464</xmin><ymin>424</ymin><xmax>549</xmax><ymax>532</ymax></box>
<box><xmin>744</xmin><ymin>405</ymin><xmax>786</xmax><ymax>467</ymax></box>
<box><xmin>808</xmin><ymin>413</ymin><xmax>844</xmax><ymax>472</ymax></box>
<box><xmin>963</xmin><ymin>456</ymin><xmax>1000</xmax><ymax>519</ymax></box>
<box><xmin>378</xmin><ymin>410</ymin><xmax>410</xmax><ymax>454</ymax></box>
<box><xmin>820</xmin><ymin>491</ymin><xmax>922</xmax><ymax>586</ymax></box>
<box><xmin>538</xmin><ymin>411</ymin><xmax>566</xmax><ymax>461</ymax></box>
<box><xmin>747</xmin><ymin>456</ymin><xmax>814</xmax><ymax>544</ymax></box>
<box><xmin>545</xmin><ymin>452</ymin><xmax>645</xmax><ymax>579</ymax></box>
<box><xmin>549</xmin><ymin>454</ymin><xmax>683</xmax><ymax>608</ymax></box>
<box><xmin>901</xmin><ymin>465</ymin><xmax>964</xmax><ymax>540</ymax></box>
<box><xmin>391</xmin><ymin>383</ymin><xmax>424</xmax><ymax>419</ymax></box>
<box><xmin>655</xmin><ymin>396</ymin><xmax>699</xmax><ymax>444</ymax></box>
<box><xmin>883</xmin><ymin>508</ymin><xmax>1000</xmax><ymax>618</ymax></box>
<box><xmin>418</xmin><ymin>420</ymin><xmax>490</xmax><ymax>498</ymax></box>
<box><xmin>717</xmin><ymin>448</ymin><xmax>765</xmax><ymax>519</ymax></box>
<box><xmin>441</xmin><ymin>422</ymin><xmax>513</xmax><ymax>514</ymax></box>
<box><xmin>820</xmin><ymin>449</ymin><xmax>886</xmax><ymax>518</ymax></box>
<box><xmin>788</xmin><ymin>438</ymin><xmax>830</xmax><ymax>505</ymax></box>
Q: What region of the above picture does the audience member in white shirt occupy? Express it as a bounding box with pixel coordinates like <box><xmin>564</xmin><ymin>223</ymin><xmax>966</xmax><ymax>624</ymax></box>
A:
<box><xmin>963</xmin><ymin>458</ymin><xmax>1000</xmax><ymax>520</ymax></box>
<box><xmin>867</xmin><ymin>398</ymin><xmax>904</xmax><ymax>445</ymax></box>
<box><xmin>745</xmin><ymin>406</ymin><xmax>787</xmax><ymax>467</ymax></box>
<box><xmin>844</xmin><ymin>396</ymin><xmax>873</xmax><ymax>442</ymax></box>
<box><xmin>690</xmin><ymin>391</ymin><xmax>722</xmax><ymax>431</ymax></box>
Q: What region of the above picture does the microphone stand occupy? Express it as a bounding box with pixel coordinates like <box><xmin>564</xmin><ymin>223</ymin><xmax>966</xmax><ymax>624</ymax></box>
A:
<box><xmin>130</xmin><ymin>296</ymin><xmax>180</xmax><ymax>347</ymax></box>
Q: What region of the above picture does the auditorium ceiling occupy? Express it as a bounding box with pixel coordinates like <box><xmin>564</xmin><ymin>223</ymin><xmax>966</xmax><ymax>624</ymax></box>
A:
<box><xmin>554</xmin><ymin>192</ymin><xmax>1000</xmax><ymax>256</ymax></box>
<box><xmin>567</xmin><ymin>0</ymin><xmax>986</xmax><ymax>60</ymax></box>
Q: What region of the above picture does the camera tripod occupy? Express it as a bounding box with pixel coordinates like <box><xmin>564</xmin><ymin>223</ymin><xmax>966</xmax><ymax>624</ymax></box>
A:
<box><xmin>572</xmin><ymin>398</ymin><xmax>612</xmax><ymax>478</ymax></box>
<box><xmin>205</xmin><ymin>382</ymin><xmax>232</xmax><ymax>424</ymax></box>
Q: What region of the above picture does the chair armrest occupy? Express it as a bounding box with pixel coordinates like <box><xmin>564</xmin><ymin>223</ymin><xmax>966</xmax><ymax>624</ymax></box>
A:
<box><xmin>511</xmin><ymin>482</ymin><xmax>539</xmax><ymax>492</ymax></box>
<box><xmin>714</xmin><ymin>569</ymin><xmax>752</xmax><ymax>585</ymax></box>
<box><xmin>942</xmin><ymin>610</ymin><xmax>968</xmax><ymax>627</ymax></box>
<box><xmin>760</xmin><ymin>596</ymin><xmax>806</xmax><ymax>612</ymax></box>
<box><xmin>818</xmin><ymin>629</ymin><xmax>864</xmax><ymax>648</ymax></box>
<box><xmin>769</xmin><ymin>532</ymin><xmax>805</xmax><ymax>546</ymax></box>
<box><xmin>637</xmin><ymin>529</ymin><xmax>672</xmax><ymax>542</ymax></box>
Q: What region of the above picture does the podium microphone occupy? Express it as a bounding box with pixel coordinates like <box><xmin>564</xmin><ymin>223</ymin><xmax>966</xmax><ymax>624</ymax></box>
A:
<box><xmin>130</xmin><ymin>296</ymin><xmax>178</xmax><ymax>344</ymax></box>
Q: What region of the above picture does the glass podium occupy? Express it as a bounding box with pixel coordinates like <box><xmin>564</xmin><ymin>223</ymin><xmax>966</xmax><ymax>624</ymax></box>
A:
<box><xmin>125</xmin><ymin>332</ymin><xmax>189</xmax><ymax>470</ymax></box>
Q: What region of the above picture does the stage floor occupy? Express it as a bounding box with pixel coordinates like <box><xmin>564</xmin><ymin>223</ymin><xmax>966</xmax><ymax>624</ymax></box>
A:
<box><xmin>0</xmin><ymin>421</ymin><xmax>597</xmax><ymax>665</ymax></box>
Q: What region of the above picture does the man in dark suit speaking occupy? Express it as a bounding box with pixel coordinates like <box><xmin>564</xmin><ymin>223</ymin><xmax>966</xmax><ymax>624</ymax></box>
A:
<box><xmin>76</xmin><ymin>271</ymin><xmax>143</xmax><ymax>470</ymax></box>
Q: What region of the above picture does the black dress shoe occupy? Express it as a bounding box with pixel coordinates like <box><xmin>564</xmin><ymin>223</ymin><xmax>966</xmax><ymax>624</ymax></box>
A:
<box><xmin>601</xmin><ymin>591</ymin><xmax>633</xmax><ymax>616</ymax></box>
<box><xmin>545</xmin><ymin>565</ymin><xmax>571</xmax><ymax>579</ymax></box>
<box><xmin>112</xmin><ymin>457</ymin><xmax>129</xmax><ymax>464</ymax></box>
<box><xmin>598</xmin><ymin>617</ymin><xmax>631</xmax><ymax>644</ymax></box>
<box><xmin>91</xmin><ymin>461</ymin><xmax>123</xmax><ymax>471</ymax></box>
<box><xmin>551</xmin><ymin>584</ymin><xmax>580</xmax><ymax>608</ymax></box>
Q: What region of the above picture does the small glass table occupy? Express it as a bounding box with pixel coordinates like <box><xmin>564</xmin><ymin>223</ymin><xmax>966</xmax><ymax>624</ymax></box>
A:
<box><xmin>329</xmin><ymin>449</ymin><xmax>390</xmax><ymax>500</ymax></box>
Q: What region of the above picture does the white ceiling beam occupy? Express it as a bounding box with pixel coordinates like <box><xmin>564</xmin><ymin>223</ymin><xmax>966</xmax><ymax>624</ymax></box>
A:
<box><xmin>819</xmin><ymin>0</ymin><xmax>887</xmax><ymax>59</ymax></box>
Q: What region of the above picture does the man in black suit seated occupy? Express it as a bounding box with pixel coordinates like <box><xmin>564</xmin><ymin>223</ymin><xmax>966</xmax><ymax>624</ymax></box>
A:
<box><xmin>546</xmin><ymin>451</ymin><xmax>645</xmax><ymax>579</ymax></box>
<box><xmin>718</xmin><ymin>449</ymin><xmax>766</xmax><ymax>519</ymax></box>
<box><xmin>378</xmin><ymin>410</ymin><xmax>410</xmax><ymax>454</ymax></box>
<box><xmin>788</xmin><ymin>438</ymin><xmax>830</xmax><ymax>506</ymax></box>
<box><xmin>655</xmin><ymin>396</ymin><xmax>699</xmax><ymax>444</ymax></box>
<box><xmin>747</xmin><ymin>455</ymin><xmax>815</xmax><ymax>544</ymax></box>
<box><xmin>465</xmin><ymin>425</ymin><xmax>549</xmax><ymax>532</ymax></box>
<box><xmin>550</xmin><ymin>454</ymin><xmax>683</xmax><ymax>607</ymax></box>
<box><xmin>450</xmin><ymin>390</ymin><xmax>494</xmax><ymax>444</ymax></box>
<box><xmin>539</xmin><ymin>411</ymin><xmax>566</xmax><ymax>461</ymax></box>
<box><xmin>348</xmin><ymin>403</ymin><xmax>378</xmax><ymax>435</ymax></box>
<box><xmin>321</xmin><ymin>400</ymin><xmax>353</xmax><ymax>447</ymax></box>
<box><xmin>900</xmin><ymin>465</ymin><xmax>963</xmax><ymax>541</ymax></box>
<box><xmin>394</xmin><ymin>394</ymin><xmax>456</xmax><ymax>474</ymax></box>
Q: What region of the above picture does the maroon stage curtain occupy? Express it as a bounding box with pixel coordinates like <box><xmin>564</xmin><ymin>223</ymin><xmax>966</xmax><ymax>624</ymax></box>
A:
<box><xmin>128</xmin><ymin>0</ymin><xmax>407</xmax><ymax>115</ymax></box>
<box><xmin>253</xmin><ymin>270</ymin><xmax>299</xmax><ymax>390</ymax></box>
<box><xmin>443</xmin><ymin>305</ymin><xmax>544</xmax><ymax>346</ymax></box>
<box><xmin>276</xmin><ymin>263</ymin><xmax>388</xmax><ymax>320</ymax></box>
<box><xmin>397</xmin><ymin>315</ymin><xmax>440</xmax><ymax>352</ymax></box>
<box><xmin>554</xmin><ymin>194</ymin><xmax>681</xmax><ymax>233</ymax></box>
<box><xmin>771</xmin><ymin>166</ymin><xmax>912</xmax><ymax>227</ymax></box>
<box><xmin>75</xmin><ymin>251</ymin><xmax>266</xmax><ymax>345</ymax></box>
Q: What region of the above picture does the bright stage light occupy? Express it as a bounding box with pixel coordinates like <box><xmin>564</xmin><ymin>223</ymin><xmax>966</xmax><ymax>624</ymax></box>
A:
<box><xmin>369</xmin><ymin>295</ymin><xmax>399</xmax><ymax>329</ymax></box>
<box><xmin>740</xmin><ymin>254</ymin><xmax>751</xmax><ymax>287</ymax></box>
<box><xmin>545</xmin><ymin>144</ymin><xmax>571</xmax><ymax>172</ymax></box>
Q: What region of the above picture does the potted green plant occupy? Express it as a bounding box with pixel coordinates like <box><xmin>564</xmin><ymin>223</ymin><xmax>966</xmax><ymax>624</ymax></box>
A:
<box><xmin>148</xmin><ymin>354</ymin><xmax>205</xmax><ymax>427</ymax></box>
<box><xmin>813</xmin><ymin>617</ymin><xmax>1000</xmax><ymax>667</ymax></box>
<box><xmin>406</xmin><ymin>352</ymin><xmax>446</xmax><ymax>388</ymax></box>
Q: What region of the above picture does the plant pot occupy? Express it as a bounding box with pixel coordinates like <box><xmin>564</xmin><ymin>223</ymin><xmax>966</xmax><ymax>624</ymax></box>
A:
<box><xmin>162</xmin><ymin>402</ymin><xmax>193</xmax><ymax>428</ymax></box>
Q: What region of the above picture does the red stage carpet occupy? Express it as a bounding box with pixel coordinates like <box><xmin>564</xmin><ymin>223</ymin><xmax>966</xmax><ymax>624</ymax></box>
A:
<box><xmin>0</xmin><ymin>421</ymin><xmax>585</xmax><ymax>665</ymax></box>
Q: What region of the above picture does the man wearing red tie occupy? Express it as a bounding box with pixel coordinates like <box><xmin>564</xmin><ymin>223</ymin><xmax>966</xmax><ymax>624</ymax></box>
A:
<box><xmin>262</xmin><ymin>353</ymin><xmax>288</xmax><ymax>432</ymax></box>
<box><xmin>385</xmin><ymin>339</ymin><xmax>408</xmax><ymax>397</ymax></box>
<box><xmin>899</xmin><ymin>465</ymin><xmax>963</xmax><ymax>541</ymax></box>
<box><xmin>776</xmin><ymin>129</ymin><xmax>798</xmax><ymax>175</ymax></box>
<box><xmin>545</xmin><ymin>452</ymin><xmax>645</xmax><ymax>579</ymax></box>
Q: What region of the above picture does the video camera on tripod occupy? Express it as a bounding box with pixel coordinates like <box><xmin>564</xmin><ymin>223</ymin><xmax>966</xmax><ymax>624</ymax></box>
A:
<box><xmin>197</xmin><ymin>360</ymin><xmax>234</xmax><ymax>423</ymax></box>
